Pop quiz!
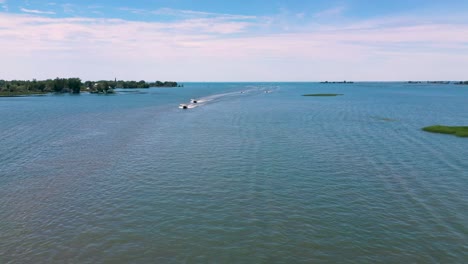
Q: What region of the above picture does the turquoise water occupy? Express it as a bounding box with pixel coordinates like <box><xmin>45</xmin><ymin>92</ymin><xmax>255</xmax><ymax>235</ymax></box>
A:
<box><xmin>1</xmin><ymin>83</ymin><xmax>467</xmax><ymax>263</ymax></box>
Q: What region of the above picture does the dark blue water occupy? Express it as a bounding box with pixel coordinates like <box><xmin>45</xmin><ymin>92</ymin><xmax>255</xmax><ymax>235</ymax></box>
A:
<box><xmin>1</xmin><ymin>83</ymin><xmax>467</xmax><ymax>263</ymax></box>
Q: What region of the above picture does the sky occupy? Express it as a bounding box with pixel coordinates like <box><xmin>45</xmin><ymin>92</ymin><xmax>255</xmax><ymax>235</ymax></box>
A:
<box><xmin>1</xmin><ymin>0</ymin><xmax>468</xmax><ymax>81</ymax></box>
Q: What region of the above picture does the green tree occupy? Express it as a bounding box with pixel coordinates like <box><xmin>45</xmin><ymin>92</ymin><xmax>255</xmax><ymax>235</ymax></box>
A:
<box><xmin>53</xmin><ymin>78</ymin><xmax>66</xmax><ymax>93</ymax></box>
<box><xmin>67</xmin><ymin>78</ymin><xmax>82</xmax><ymax>94</ymax></box>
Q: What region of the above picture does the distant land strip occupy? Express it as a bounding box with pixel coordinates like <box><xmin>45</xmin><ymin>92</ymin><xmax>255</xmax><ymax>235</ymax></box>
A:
<box><xmin>303</xmin><ymin>93</ymin><xmax>343</xmax><ymax>96</ymax></box>
<box><xmin>422</xmin><ymin>125</ymin><xmax>468</xmax><ymax>137</ymax></box>
<box><xmin>0</xmin><ymin>78</ymin><xmax>180</xmax><ymax>96</ymax></box>
<box><xmin>407</xmin><ymin>81</ymin><xmax>468</xmax><ymax>84</ymax></box>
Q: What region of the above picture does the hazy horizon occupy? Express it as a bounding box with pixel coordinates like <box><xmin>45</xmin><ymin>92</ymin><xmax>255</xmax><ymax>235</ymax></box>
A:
<box><xmin>0</xmin><ymin>79</ymin><xmax>464</xmax><ymax>83</ymax></box>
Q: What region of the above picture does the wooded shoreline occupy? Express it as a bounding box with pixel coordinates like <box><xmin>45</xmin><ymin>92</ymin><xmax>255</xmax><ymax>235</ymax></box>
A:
<box><xmin>0</xmin><ymin>78</ymin><xmax>180</xmax><ymax>96</ymax></box>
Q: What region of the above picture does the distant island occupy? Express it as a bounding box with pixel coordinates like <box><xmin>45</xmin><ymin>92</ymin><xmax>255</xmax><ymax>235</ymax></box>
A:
<box><xmin>422</xmin><ymin>125</ymin><xmax>468</xmax><ymax>137</ymax></box>
<box><xmin>320</xmin><ymin>81</ymin><xmax>354</xmax><ymax>84</ymax></box>
<box><xmin>0</xmin><ymin>78</ymin><xmax>180</xmax><ymax>96</ymax></box>
<box><xmin>303</xmin><ymin>93</ymin><xmax>343</xmax><ymax>96</ymax></box>
<box><xmin>408</xmin><ymin>81</ymin><xmax>451</xmax><ymax>84</ymax></box>
<box><xmin>407</xmin><ymin>81</ymin><xmax>468</xmax><ymax>85</ymax></box>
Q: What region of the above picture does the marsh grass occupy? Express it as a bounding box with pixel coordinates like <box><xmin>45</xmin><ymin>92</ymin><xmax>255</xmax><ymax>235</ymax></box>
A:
<box><xmin>422</xmin><ymin>125</ymin><xmax>468</xmax><ymax>137</ymax></box>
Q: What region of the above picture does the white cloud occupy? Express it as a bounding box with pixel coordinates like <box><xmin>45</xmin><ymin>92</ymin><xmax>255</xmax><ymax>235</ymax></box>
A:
<box><xmin>0</xmin><ymin>12</ymin><xmax>468</xmax><ymax>81</ymax></box>
<box><xmin>314</xmin><ymin>5</ymin><xmax>347</xmax><ymax>18</ymax></box>
<box><xmin>152</xmin><ymin>7</ymin><xmax>256</xmax><ymax>20</ymax></box>
<box><xmin>118</xmin><ymin>7</ymin><xmax>146</xmax><ymax>14</ymax></box>
<box><xmin>118</xmin><ymin>7</ymin><xmax>257</xmax><ymax>21</ymax></box>
<box><xmin>62</xmin><ymin>3</ymin><xmax>74</xmax><ymax>13</ymax></box>
<box><xmin>296</xmin><ymin>13</ymin><xmax>305</xmax><ymax>19</ymax></box>
<box><xmin>1</xmin><ymin>0</ymin><xmax>7</xmax><ymax>11</ymax></box>
<box><xmin>20</xmin><ymin>8</ymin><xmax>55</xmax><ymax>15</ymax></box>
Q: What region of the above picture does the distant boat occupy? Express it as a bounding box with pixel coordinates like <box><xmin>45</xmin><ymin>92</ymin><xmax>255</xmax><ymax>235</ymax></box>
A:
<box><xmin>179</xmin><ymin>104</ymin><xmax>188</xmax><ymax>109</ymax></box>
<box><xmin>190</xmin><ymin>99</ymin><xmax>198</xmax><ymax>103</ymax></box>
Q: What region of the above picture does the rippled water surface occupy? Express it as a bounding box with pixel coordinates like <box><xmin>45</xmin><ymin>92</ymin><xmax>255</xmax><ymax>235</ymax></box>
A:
<box><xmin>1</xmin><ymin>83</ymin><xmax>467</xmax><ymax>263</ymax></box>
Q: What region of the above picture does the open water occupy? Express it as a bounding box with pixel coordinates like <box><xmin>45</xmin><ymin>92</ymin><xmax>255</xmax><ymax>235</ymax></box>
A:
<box><xmin>0</xmin><ymin>83</ymin><xmax>467</xmax><ymax>263</ymax></box>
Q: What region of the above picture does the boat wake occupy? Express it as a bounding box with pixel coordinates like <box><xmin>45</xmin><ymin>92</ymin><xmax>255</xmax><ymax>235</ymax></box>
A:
<box><xmin>179</xmin><ymin>85</ymin><xmax>278</xmax><ymax>109</ymax></box>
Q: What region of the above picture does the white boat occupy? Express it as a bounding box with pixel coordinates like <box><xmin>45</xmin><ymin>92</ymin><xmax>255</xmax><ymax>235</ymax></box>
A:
<box><xmin>179</xmin><ymin>104</ymin><xmax>188</xmax><ymax>109</ymax></box>
<box><xmin>190</xmin><ymin>99</ymin><xmax>198</xmax><ymax>103</ymax></box>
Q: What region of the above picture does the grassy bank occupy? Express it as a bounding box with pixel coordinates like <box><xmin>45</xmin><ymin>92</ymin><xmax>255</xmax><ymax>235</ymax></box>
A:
<box><xmin>303</xmin><ymin>94</ymin><xmax>343</xmax><ymax>96</ymax></box>
<box><xmin>422</xmin><ymin>125</ymin><xmax>468</xmax><ymax>137</ymax></box>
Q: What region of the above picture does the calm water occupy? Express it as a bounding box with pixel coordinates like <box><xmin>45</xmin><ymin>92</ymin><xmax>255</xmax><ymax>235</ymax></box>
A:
<box><xmin>1</xmin><ymin>83</ymin><xmax>467</xmax><ymax>263</ymax></box>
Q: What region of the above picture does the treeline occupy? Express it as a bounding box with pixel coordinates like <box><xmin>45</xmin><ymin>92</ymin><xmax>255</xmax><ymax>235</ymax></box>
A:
<box><xmin>0</xmin><ymin>78</ymin><xmax>83</xmax><ymax>95</ymax></box>
<box><xmin>456</xmin><ymin>81</ymin><xmax>468</xmax><ymax>85</ymax></box>
<box><xmin>114</xmin><ymin>80</ymin><xmax>179</xmax><ymax>88</ymax></box>
<box><xmin>0</xmin><ymin>78</ymin><xmax>180</xmax><ymax>96</ymax></box>
<box><xmin>84</xmin><ymin>80</ymin><xmax>179</xmax><ymax>89</ymax></box>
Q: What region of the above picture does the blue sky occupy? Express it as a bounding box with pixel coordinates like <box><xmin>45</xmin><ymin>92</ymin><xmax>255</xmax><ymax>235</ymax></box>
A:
<box><xmin>1</xmin><ymin>0</ymin><xmax>468</xmax><ymax>81</ymax></box>
<box><xmin>7</xmin><ymin>0</ymin><xmax>468</xmax><ymax>18</ymax></box>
